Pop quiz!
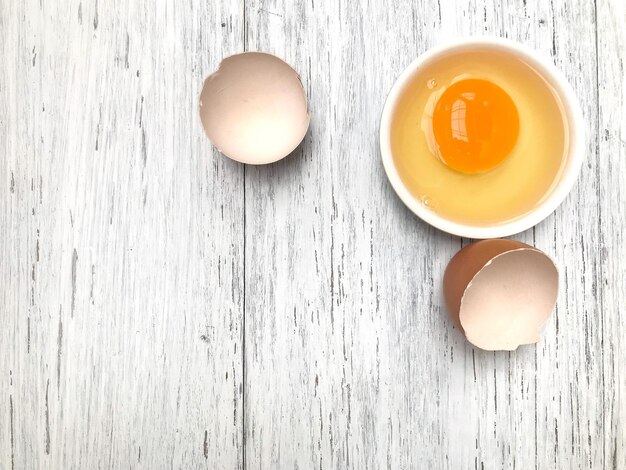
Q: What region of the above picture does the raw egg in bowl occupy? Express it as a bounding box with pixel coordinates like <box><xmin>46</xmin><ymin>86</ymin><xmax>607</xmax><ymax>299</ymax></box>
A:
<box><xmin>380</xmin><ymin>37</ymin><xmax>584</xmax><ymax>238</ymax></box>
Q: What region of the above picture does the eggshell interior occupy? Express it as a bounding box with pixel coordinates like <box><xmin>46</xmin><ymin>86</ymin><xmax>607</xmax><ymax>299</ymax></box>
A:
<box><xmin>460</xmin><ymin>249</ymin><xmax>558</xmax><ymax>350</ymax></box>
<box><xmin>443</xmin><ymin>239</ymin><xmax>529</xmax><ymax>330</ymax></box>
<box><xmin>443</xmin><ymin>240</ymin><xmax>558</xmax><ymax>351</ymax></box>
<box><xmin>199</xmin><ymin>52</ymin><xmax>310</xmax><ymax>164</ymax></box>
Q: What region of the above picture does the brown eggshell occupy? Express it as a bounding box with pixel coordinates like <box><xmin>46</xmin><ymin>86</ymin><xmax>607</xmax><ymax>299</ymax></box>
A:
<box><xmin>199</xmin><ymin>52</ymin><xmax>310</xmax><ymax>164</ymax></box>
<box><xmin>443</xmin><ymin>239</ymin><xmax>559</xmax><ymax>351</ymax></box>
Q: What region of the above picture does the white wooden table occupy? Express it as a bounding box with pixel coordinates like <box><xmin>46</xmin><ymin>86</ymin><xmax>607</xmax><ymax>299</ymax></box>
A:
<box><xmin>1</xmin><ymin>1</ymin><xmax>624</xmax><ymax>468</ymax></box>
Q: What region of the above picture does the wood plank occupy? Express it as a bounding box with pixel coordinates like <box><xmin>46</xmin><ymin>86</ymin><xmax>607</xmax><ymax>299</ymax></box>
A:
<box><xmin>0</xmin><ymin>1</ymin><xmax>245</xmax><ymax>468</ymax></box>
<box><xmin>243</xmin><ymin>1</ymin><xmax>337</xmax><ymax>467</ymax></box>
<box><xmin>597</xmin><ymin>0</ymin><xmax>626</xmax><ymax>467</ymax></box>
<box><xmin>243</xmin><ymin>0</ymin><xmax>612</xmax><ymax>469</ymax></box>
<box><xmin>242</xmin><ymin>0</ymin><xmax>463</xmax><ymax>468</ymax></box>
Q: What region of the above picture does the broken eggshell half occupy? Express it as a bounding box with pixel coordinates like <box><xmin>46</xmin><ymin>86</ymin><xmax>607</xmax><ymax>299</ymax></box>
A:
<box><xmin>199</xmin><ymin>52</ymin><xmax>310</xmax><ymax>164</ymax></box>
<box><xmin>443</xmin><ymin>239</ymin><xmax>558</xmax><ymax>351</ymax></box>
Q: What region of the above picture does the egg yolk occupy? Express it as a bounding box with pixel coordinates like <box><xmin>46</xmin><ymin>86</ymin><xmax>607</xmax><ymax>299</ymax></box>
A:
<box><xmin>432</xmin><ymin>78</ymin><xmax>519</xmax><ymax>174</ymax></box>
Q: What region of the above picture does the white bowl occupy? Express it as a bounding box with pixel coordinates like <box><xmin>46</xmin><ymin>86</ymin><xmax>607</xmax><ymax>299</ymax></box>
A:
<box><xmin>379</xmin><ymin>37</ymin><xmax>585</xmax><ymax>239</ymax></box>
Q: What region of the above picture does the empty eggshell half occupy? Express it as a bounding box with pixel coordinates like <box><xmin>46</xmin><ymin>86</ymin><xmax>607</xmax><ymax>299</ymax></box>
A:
<box><xmin>443</xmin><ymin>239</ymin><xmax>558</xmax><ymax>351</ymax></box>
<box><xmin>199</xmin><ymin>52</ymin><xmax>310</xmax><ymax>164</ymax></box>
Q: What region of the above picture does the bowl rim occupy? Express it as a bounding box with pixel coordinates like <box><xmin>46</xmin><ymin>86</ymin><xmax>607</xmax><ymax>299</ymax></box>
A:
<box><xmin>379</xmin><ymin>36</ymin><xmax>585</xmax><ymax>239</ymax></box>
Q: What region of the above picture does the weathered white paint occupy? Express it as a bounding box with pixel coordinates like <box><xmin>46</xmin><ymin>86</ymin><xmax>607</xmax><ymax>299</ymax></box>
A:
<box><xmin>1</xmin><ymin>1</ymin><xmax>244</xmax><ymax>468</ymax></box>
<box><xmin>1</xmin><ymin>0</ymin><xmax>624</xmax><ymax>469</ymax></box>
<box><xmin>597</xmin><ymin>0</ymin><xmax>626</xmax><ymax>466</ymax></box>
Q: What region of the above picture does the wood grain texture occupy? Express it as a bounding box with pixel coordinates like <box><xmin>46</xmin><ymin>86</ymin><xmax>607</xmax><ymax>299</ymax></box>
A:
<box><xmin>1</xmin><ymin>0</ymin><xmax>624</xmax><ymax>469</ymax></box>
<box><xmin>1</xmin><ymin>1</ymin><xmax>244</xmax><ymax>468</ymax></box>
<box><xmin>597</xmin><ymin>0</ymin><xmax>626</xmax><ymax>466</ymax></box>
